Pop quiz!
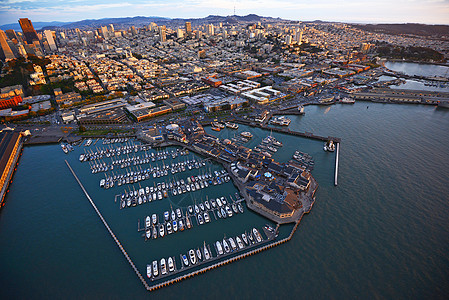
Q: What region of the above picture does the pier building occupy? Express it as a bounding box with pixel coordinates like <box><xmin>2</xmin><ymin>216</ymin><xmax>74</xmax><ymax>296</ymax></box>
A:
<box><xmin>0</xmin><ymin>129</ymin><xmax>24</xmax><ymax>207</ymax></box>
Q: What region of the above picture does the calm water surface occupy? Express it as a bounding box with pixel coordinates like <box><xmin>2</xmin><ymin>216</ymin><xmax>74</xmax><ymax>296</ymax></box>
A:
<box><xmin>0</xmin><ymin>102</ymin><xmax>448</xmax><ymax>299</ymax></box>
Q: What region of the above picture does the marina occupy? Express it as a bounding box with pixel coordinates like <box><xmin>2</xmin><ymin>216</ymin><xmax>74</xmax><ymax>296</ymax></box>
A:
<box><xmin>64</xmin><ymin>122</ymin><xmax>322</xmax><ymax>291</ymax></box>
<box><xmin>1</xmin><ymin>102</ymin><xmax>447</xmax><ymax>298</ymax></box>
<box><xmin>66</xmin><ymin>133</ymin><xmax>316</xmax><ymax>291</ymax></box>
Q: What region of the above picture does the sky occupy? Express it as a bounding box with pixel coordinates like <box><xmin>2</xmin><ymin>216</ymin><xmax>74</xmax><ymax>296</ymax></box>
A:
<box><xmin>0</xmin><ymin>0</ymin><xmax>449</xmax><ymax>26</ymax></box>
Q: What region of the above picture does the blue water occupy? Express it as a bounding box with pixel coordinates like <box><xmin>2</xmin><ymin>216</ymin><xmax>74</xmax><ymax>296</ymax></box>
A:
<box><xmin>1</xmin><ymin>102</ymin><xmax>448</xmax><ymax>299</ymax></box>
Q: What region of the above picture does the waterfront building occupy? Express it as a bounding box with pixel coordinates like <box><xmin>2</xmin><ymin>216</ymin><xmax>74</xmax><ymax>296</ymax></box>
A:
<box><xmin>0</xmin><ymin>130</ymin><xmax>24</xmax><ymax>207</ymax></box>
<box><xmin>18</xmin><ymin>18</ymin><xmax>39</xmax><ymax>44</ymax></box>
<box><xmin>128</xmin><ymin>105</ymin><xmax>172</xmax><ymax>122</ymax></box>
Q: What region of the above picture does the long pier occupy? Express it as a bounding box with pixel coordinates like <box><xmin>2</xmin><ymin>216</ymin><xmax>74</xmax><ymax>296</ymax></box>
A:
<box><xmin>65</xmin><ymin>160</ymin><xmax>150</xmax><ymax>291</ymax></box>
<box><xmin>233</xmin><ymin>119</ymin><xmax>341</xmax><ymax>143</ymax></box>
<box><xmin>335</xmin><ymin>142</ymin><xmax>340</xmax><ymax>186</ymax></box>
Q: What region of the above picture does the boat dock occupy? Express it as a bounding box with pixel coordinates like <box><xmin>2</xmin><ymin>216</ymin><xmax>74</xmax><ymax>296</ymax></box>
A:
<box><xmin>65</xmin><ymin>160</ymin><xmax>150</xmax><ymax>291</ymax></box>
<box><xmin>146</xmin><ymin>202</ymin><xmax>313</xmax><ymax>292</ymax></box>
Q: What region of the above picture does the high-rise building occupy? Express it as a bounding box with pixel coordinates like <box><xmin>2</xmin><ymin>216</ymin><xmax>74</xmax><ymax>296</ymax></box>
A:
<box><xmin>5</xmin><ymin>30</ymin><xmax>18</xmax><ymax>43</ymax></box>
<box><xmin>0</xmin><ymin>30</ymin><xmax>16</xmax><ymax>61</ymax></box>
<box><xmin>360</xmin><ymin>43</ymin><xmax>371</xmax><ymax>53</ymax></box>
<box><xmin>185</xmin><ymin>22</ymin><xmax>192</xmax><ymax>34</ymax></box>
<box><xmin>207</xmin><ymin>24</ymin><xmax>214</xmax><ymax>36</ymax></box>
<box><xmin>295</xmin><ymin>30</ymin><xmax>303</xmax><ymax>45</ymax></box>
<box><xmin>101</xmin><ymin>26</ymin><xmax>109</xmax><ymax>39</ymax></box>
<box><xmin>285</xmin><ymin>35</ymin><xmax>292</xmax><ymax>45</ymax></box>
<box><xmin>159</xmin><ymin>26</ymin><xmax>166</xmax><ymax>42</ymax></box>
<box><xmin>176</xmin><ymin>28</ymin><xmax>184</xmax><ymax>39</ymax></box>
<box><xmin>44</xmin><ymin>30</ymin><xmax>57</xmax><ymax>51</ymax></box>
<box><xmin>18</xmin><ymin>18</ymin><xmax>39</xmax><ymax>44</ymax></box>
<box><xmin>108</xmin><ymin>24</ymin><xmax>114</xmax><ymax>33</ymax></box>
<box><xmin>75</xmin><ymin>28</ymin><xmax>82</xmax><ymax>41</ymax></box>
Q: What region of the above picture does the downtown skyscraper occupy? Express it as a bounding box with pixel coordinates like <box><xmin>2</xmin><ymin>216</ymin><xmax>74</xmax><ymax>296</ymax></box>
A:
<box><xmin>18</xmin><ymin>18</ymin><xmax>39</xmax><ymax>44</ymax></box>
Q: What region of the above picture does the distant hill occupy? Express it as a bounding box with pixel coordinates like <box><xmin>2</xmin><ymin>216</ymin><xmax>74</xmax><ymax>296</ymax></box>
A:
<box><xmin>352</xmin><ymin>23</ymin><xmax>449</xmax><ymax>38</ymax></box>
<box><xmin>48</xmin><ymin>16</ymin><xmax>171</xmax><ymax>30</ymax></box>
<box><xmin>2</xmin><ymin>14</ymin><xmax>287</xmax><ymax>32</ymax></box>
<box><xmin>0</xmin><ymin>21</ymin><xmax>70</xmax><ymax>31</ymax></box>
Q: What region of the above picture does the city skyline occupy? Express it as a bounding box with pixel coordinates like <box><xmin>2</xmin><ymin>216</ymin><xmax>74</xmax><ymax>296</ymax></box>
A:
<box><xmin>1</xmin><ymin>0</ymin><xmax>449</xmax><ymax>27</ymax></box>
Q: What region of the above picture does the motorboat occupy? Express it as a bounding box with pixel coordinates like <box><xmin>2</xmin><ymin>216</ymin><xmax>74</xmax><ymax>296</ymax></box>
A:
<box><xmin>152</xmin><ymin>260</ymin><xmax>158</xmax><ymax>277</ymax></box>
<box><xmin>222</xmin><ymin>239</ymin><xmax>230</xmax><ymax>253</ymax></box>
<box><xmin>203</xmin><ymin>243</ymin><xmax>210</xmax><ymax>260</ymax></box>
<box><xmin>147</xmin><ymin>264</ymin><xmax>152</xmax><ymax>278</ymax></box>
<box><xmin>168</xmin><ymin>257</ymin><xmax>175</xmax><ymax>272</ymax></box>
<box><xmin>236</xmin><ymin>236</ymin><xmax>244</xmax><ymax>249</ymax></box>
<box><xmin>253</xmin><ymin>228</ymin><xmax>262</xmax><ymax>243</ymax></box>
<box><xmin>189</xmin><ymin>249</ymin><xmax>196</xmax><ymax>265</ymax></box>
<box><xmin>216</xmin><ymin>241</ymin><xmax>223</xmax><ymax>255</ymax></box>
<box><xmin>182</xmin><ymin>254</ymin><xmax>189</xmax><ymax>267</ymax></box>
<box><xmin>160</xmin><ymin>258</ymin><xmax>167</xmax><ymax>275</ymax></box>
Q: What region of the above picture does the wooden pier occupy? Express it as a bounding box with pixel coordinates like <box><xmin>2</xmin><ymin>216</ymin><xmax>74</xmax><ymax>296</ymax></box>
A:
<box><xmin>65</xmin><ymin>160</ymin><xmax>151</xmax><ymax>291</ymax></box>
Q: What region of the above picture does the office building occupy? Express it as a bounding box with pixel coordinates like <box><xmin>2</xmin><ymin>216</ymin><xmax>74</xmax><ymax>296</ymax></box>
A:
<box><xmin>177</xmin><ymin>28</ymin><xmax>184</xmax><ymax>39</ymax></box>
<box><xmin>18</xmin><ymin>18</ymin><xmax>39</xmax><ymax>44</ymax></box>
<box><xmin>207</xmin><ymin>24</ymin><xmax>214</xmax><ymax>36</ymax></box>
<box><xmin>5</xmin><ymin>30</ymin><xmax>18</xmax><ymax>42</ymax></box>
<box><xmin>0</xmin><ymin>30</ymin><xmax>15</xmax><ymax>61</ymax></box>
<box><xmin>159</xmin><ymin>26</ymin><xmax>166</xmax><ymax>42</ymax></box>
<box><xmin>185</xmin><ymin>22</ymin><xmax>192</xmax><ymax>34</ymax></box>
<box><xmin>44</xmin><ymin>30</ymin><xmax>57</xmax><ymax>51</ymax></box>
<box><xmin>101</xmin><ymin>26</ymin><xmax>109</xmax><ymax>39</ymax></box>
<box><xmin>295</xmin><ymin>30</ymin><xmax>303</xmax><ymax>44</ymax></box>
